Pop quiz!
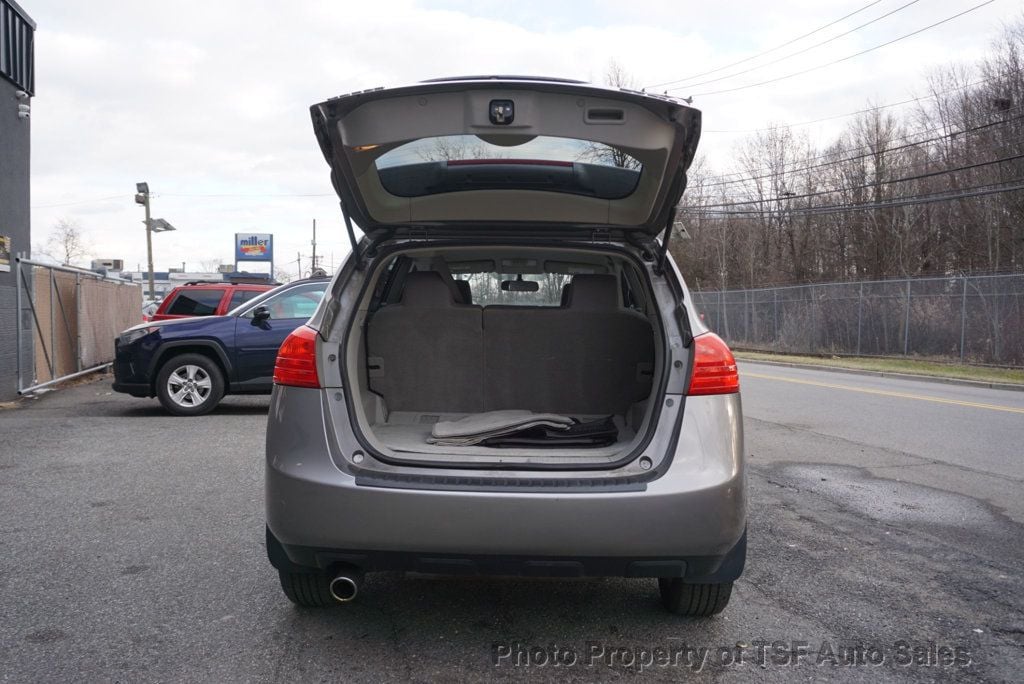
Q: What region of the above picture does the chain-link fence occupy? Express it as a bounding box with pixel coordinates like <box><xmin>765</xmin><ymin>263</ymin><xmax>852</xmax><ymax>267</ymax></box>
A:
<box><xmin>691</xmin><ymin>274</ymin><xmax>1024</xmax><ymax>367</ymax></box>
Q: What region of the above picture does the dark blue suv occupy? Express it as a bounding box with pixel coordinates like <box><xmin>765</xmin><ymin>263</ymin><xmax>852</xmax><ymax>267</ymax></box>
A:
<box><xmin>113</xmin><ymin>278</ymin><xmax>329</xmax><ymax>415</ymax></box>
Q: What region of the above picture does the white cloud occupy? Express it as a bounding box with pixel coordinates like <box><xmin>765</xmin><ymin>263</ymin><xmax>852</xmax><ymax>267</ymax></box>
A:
<box><xmin>26</xmin><ymin>0</ymin><xmax>1013</xmax><ymax>271</ymax></box>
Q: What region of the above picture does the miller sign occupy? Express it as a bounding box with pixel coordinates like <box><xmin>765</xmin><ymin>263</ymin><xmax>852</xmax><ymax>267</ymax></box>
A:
<box><xmin>235</xmin><ymin>233</ymin><xmax>273</xmax><ymax>261</ymax></box>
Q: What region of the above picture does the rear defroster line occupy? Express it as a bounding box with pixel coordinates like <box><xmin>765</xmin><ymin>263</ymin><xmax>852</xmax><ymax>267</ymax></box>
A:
<box><xmin>743</xmin><ymin>372</ymin><xmax>1024</xmax><ymax>415</ymax></box>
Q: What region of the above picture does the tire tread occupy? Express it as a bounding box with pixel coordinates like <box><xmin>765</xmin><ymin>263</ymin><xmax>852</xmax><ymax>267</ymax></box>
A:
<box><xmin>659</xmin><ymin>579</ymin><xmax>732</xmax><ymax>617</ymax></box>
<box><xmin>278</xmin><ymin>570</ymin><xmax>335</xmax><ymax>608</ymax></box>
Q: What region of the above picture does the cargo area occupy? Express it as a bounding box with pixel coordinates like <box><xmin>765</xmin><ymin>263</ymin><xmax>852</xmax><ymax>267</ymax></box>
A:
<box><xmin>342</xmin><ymin>246</ymin><xmax>667</xmax><ymax>466</ymax></box>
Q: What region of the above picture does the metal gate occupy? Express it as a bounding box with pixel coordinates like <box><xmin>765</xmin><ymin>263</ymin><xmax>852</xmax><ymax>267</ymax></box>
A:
<box><xmin>15</xmin><ymin>256</ymin><xmax>142</xmax><ymax>394</ymax></box>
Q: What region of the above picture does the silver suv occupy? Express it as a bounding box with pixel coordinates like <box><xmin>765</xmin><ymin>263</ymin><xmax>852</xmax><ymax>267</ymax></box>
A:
<box><xmin>265</xmin><ymin>77</ymin><xmax>744</xmax><ymax>616</ymax></box>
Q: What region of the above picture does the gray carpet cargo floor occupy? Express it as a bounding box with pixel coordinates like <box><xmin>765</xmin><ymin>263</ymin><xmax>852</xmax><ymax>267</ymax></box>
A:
<box><xmin>373</xmin><ymin>412</ymin><xmax>635</xmax><ymax>457</ymax></box>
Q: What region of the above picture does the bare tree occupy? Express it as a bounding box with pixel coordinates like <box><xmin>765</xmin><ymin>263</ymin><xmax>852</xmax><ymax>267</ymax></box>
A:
<box><xmin>604</xmin><ymin>59</ymin><xmax>639</xmax><ymax>90</ymax></box>
<box><xmin>43</xmin><ymin>218</ymin><xmax>91</xmax><ymax>266</ymax></box>
<box><xmin>199</xmin><ymin>258</ymin><xmax>225</xmax><ymax>273</ymax></box>
<box><xmin>416</xmin><ymin>136</ymin><xmax>504</xmax><ymax>162</ymax></box>
<box><xmin>578</xmin><ymin>61</ymin><xmax>643</xmax><ymax>170</ymax></box>
<box><xmin>683</xmin><ymin>17</ymin><xmax>1024</xmax><ymax>288</ymax></box>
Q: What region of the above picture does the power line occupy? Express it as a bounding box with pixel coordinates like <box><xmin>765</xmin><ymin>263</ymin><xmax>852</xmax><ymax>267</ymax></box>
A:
<box><xmin>681</xmin><ymin>175</ymin><xmax>1024</xmax><ymax>217</ymax></box>
<box><xmin>646</xmin><ymin>0</ymin><xmax>885</xmax><ymax>90</ymax></box>
<box><xmin>702</xmin><ymin>73</ymin><xmax>1007</xmax><ymax>134</ymax></box>
<box><xmin>682</xmin><ymin>0</ymin><xmax>997</xmax><ymax>98</ymax></box>
<box><xmin>697</xmin><ymin>108</ymin><xmax>1024</xmax><ymax>188</ymax></box>
<box><xmin>30</xmin><ymin>191</ymin><xmax>334</xmax><ymax>209</ymax></box>
<box><xmin>689</xmin><ymin>150</ymin><xmax>1024</xmax><ymax>209</ymax></box>
<box><xmin>31</xmin><ymin>194</ymin><xmax>126</xmax><ymax>209</ymax></box>
<box><xmin>663</xmin><ymin>0</ymin><xmax>923</xmax><ymax>92</ymax></box>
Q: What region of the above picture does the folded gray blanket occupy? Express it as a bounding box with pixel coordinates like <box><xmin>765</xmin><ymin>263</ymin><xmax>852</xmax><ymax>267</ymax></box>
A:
<box><xmin>427</xmin><ymin>410</ymin><xmax>574</xmax><ymax>446</ymax></box>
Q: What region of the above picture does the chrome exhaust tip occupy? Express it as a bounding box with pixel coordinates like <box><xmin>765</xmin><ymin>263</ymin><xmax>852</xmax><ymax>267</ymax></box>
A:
<box><xmin>328</xmin><ymin>573</ymin><xmax>360</xmax><ymax>603</ymax></box>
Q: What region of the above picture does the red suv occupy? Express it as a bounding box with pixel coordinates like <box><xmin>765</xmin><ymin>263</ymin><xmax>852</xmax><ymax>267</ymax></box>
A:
<box><xmin>151</xmin><ymin>282</ymin><xmax>275</xmax><ymax>321</ymax></box>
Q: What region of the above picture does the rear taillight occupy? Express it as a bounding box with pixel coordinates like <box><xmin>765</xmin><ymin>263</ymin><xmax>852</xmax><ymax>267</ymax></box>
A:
<box><xmin>273</xmin><ymin>325</ymin><xmax>321</xmax><ymax>388</ymax></box>
<box><xmin>687</xmin><ymin>332</ymin><xmax>740</xmax><ymax>396</ymax></box>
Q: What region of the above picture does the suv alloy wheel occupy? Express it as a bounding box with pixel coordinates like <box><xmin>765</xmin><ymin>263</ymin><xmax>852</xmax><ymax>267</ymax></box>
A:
<box><xmin>156</xmin><ymin>353</ymin><xmax>225</xmax><ymax>416</ymax></box>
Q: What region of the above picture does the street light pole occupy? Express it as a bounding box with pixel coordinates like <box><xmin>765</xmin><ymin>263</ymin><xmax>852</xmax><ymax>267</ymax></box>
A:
<box><xmin>311</xmin><ymin>218</ymin><xmax>318</xmax><ymax>272</ymax></box>
<box><xmin>135</xmin><ymin>183</ymin><xmax>176</xmax><ymax>301</ymax></box>
<box><xmin>144</xmin><ymin>196</ymin><xmax>154</xmax><ymax>300</ymax></box>
<box><xmin>135</xmin><ymin>182</ymin><xmax>155</xmax><ymax>300</ymax></box>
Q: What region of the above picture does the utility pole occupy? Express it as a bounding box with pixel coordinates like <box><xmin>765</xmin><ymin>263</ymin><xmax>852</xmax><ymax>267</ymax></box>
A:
<box><xmin>297</xmin><ymin>251</ymin><xmax>302</xmax><ymax>279</ymax></box>
<box><xmin>311</xmin><ymin>219</ymin><xmax>318</xmax><ymax>272</ymax></box>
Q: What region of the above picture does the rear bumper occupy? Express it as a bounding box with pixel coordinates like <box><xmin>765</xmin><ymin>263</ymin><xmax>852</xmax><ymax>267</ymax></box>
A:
<box><xmin>267</xmin><ymin>525</ymin><xmax>747</xmax><ymax>582</ymax></box>
<box><xmin>265</xmin><ymin>386</ymin><xmax>746</xmax><ymax>578</ymax></box>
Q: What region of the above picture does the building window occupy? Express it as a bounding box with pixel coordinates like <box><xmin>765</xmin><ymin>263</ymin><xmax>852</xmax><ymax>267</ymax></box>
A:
<box><xmin>0</xmin><ymin>0</ymin><xmax>35</xmax><ymax>95</ymax></box>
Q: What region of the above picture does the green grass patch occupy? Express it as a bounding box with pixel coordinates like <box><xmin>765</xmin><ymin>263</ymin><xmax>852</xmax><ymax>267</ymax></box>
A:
<box><xmin>734</xmin><ymin>350</ymin><xmax>1024</xmax><ymax>386</ymax></box>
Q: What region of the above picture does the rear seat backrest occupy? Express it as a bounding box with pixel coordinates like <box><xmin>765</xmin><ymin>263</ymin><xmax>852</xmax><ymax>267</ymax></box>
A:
<box><xmin>564</xmin><ymin>273</ymin><xmax>620</xmax><ymax>309</ymax></box>
<box><xmin>482</xmin><ymin>274</ymin><xmax>654</xmax><ymax>415</ymax></box>
<box><xmin>366</xmin><ymin>271</ymin><xmax>484</xmax><ymax>412</ymax></box>
<box><xmin>366</xmin><ymin>272</ymin><xmax>655</xmax><ymax>416</ymax></box>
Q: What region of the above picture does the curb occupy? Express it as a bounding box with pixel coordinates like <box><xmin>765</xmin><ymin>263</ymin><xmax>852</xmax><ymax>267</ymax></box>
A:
<box><xmin>735</xmin><ymin>357</ymin><xmax>1024</xmax><ymax>393</ymax></box>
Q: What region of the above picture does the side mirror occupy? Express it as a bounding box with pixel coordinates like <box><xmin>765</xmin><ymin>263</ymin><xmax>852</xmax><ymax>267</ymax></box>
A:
<box><xmin>251</xmin><ymin>305</ymin><xmax>271</xmax><ymax>324</ymax></box>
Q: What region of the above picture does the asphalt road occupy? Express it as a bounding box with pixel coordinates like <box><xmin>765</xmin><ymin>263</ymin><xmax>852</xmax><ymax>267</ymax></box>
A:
<box><xmin>1</xmin><ymin>364</ymin><xmax>1022</xmax><ymax>682</ymax></box>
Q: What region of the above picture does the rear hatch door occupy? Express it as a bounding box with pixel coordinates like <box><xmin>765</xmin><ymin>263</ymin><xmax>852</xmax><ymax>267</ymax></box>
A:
<box><xmin>310</xmin><ymin>77</ymin><xmax>701</xmax><ymax>236</ymax></box>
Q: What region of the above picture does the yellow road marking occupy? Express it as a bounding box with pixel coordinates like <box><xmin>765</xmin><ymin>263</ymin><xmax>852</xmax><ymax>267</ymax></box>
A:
<box><xmin>743</xmin><ymin>371</ymin><xmax>1024</xmax><ymax>415</ymax></box>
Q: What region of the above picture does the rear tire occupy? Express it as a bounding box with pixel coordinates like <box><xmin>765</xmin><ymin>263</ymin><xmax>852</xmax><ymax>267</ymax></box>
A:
<box><xmin>155</xmin><ymin>353</ymin><xmax>225</xmax><ymax>416</ymax></box>
<box><xmin>278</xmin><ymin>570</ymin><xmax>336</xmax><ymax>608</ymax></box>
<box><xmin>658</xmin><ymin>579</ymin><xmax>733</xmax><ymax>616</ymax></box>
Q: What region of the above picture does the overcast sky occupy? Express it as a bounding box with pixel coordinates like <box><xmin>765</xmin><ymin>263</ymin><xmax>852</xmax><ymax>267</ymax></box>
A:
<box><xmin>24</xmin><ymin>0</ymin><xmax>1013</xmax><ymax>277</ymax></box>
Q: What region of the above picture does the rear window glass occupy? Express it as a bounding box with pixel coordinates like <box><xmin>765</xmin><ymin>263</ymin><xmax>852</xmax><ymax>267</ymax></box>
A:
<box><xmin>377</xmin><ymin>135</ymin><xmax>641</xmax><ymax>169</ymax></box>
<box><xmin>374</xmin><ymin>135</ymin><xmax>642</xmax><ymax>200</ymax></box>
<box><xmin>166</xmin><ymin>289</ymin><xmax>223</xmax><ymax>316</ymax></box>
<box><xmin>458</xmin><ymin>273</ymin><xmax>572</xmax><ymax>308</ymax></box>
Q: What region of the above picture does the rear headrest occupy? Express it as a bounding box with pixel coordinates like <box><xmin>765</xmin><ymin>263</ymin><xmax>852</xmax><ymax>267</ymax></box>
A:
<box><xmin>454</xmin><ymin>280</ymin><xmax>473</xmax><ymax>305</ymax></box>
<box><xmin>560</xmin><ymin>283</ymin><xmax>572</xmax><ymax>307</ymax></box>
<box><xmin>566</xmin><ymin>274</ymin><xmax>620</xmax><ymax>310</ymax></box>
<box><xmin>400</xmin><ymin>271</ymin><xmax>456</xmax><ymax>307</ymax></box>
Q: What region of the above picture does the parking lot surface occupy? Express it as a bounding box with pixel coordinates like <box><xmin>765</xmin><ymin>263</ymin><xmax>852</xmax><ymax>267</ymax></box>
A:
<box><xmin>1</xmin><ymin>363</ymin><xmax>1022</xmax><ymax>681</ymax></box>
